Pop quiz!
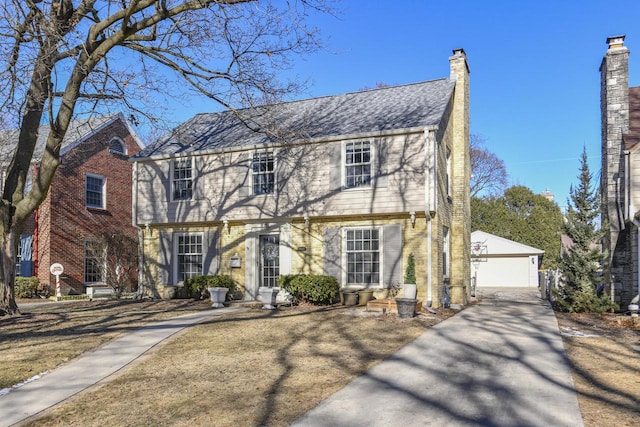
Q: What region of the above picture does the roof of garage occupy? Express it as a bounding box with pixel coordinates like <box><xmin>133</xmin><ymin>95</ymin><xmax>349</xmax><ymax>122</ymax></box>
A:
<box><xmin>471</xmin><ymin>230</ymin><xmax>544</xmax><ymax>256</ymax></box>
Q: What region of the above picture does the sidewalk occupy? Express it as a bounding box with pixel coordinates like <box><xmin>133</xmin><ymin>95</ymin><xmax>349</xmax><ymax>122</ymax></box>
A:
<box><xmin>292</xmin><ymin>288</ymin><xmax>584</xmax><ymax>427</ymax></box>
<box><xmin>0</xmin><ymin>306</ymin><xmax>247</xmax><ymax>427</ymax></box>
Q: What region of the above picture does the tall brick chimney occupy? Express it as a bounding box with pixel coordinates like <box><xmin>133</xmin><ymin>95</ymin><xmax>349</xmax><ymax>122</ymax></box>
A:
<box><xmin>601</xmin><ymin>35</ymin><xmax>630</xmax><ymax>304</ymax></box>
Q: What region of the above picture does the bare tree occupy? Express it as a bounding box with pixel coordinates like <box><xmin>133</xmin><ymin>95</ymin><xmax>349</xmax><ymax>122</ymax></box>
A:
<box><xmin>470</xmin><ymin>134</ymin><xmax>508</xmax><ymax>198</ymax></box>
<box><xmin>86</xmin><ymin>232</ymin><xmax>138</xmax><ymax>298</ymax></box>
<box><xmin>0</xmin><ymin>0</ymin><xmax>332</xmax><ymax>315</ymax></box>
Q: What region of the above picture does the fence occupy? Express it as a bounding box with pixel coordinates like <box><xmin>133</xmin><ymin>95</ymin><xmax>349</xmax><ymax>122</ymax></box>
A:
<box><xmin>539</xmin><ymin>269</ymin><xmax>562</xmax><ymax>302</ymax></box>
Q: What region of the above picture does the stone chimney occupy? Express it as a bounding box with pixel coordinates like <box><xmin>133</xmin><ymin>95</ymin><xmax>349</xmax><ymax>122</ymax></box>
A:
<box><xmin>601</xmin><ymin>34</ymin><xmax>629</xmax><ymax>235</ymax></box>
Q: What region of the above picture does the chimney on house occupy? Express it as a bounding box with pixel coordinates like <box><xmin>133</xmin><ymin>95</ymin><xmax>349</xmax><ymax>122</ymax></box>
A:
<box><xmin>601</xmin><ymin>35</ymin><xmax>629</xmax><ymax>237</ymax></box>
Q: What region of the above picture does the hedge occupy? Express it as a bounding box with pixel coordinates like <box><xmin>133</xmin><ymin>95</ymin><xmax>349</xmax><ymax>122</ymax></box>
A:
<box><xmin>277</xmin><ymin>274</ymin><xmax>339</xmax><ymax>305</ymax></box>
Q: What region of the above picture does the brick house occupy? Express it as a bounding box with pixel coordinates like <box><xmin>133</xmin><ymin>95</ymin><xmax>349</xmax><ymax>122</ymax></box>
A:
<box><xmin>133</xmin><ymin>49</ymin><xmax>471</xmax><ymax>308</ymax></box>
<box><xmin>601</xmin><ymin>35</ymin><xmax>640</xmax><ymax>308</ymax></box>
<box><xmin>0</xmin><ymin>114</ymin><xmax>144</xmax><ymax>295</ymax></box>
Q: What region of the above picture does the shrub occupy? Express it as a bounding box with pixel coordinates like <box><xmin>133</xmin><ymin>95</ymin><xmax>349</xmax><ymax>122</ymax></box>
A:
<box><xmin>277</xmin><ymin>274</ymin><xmax>339</xmax><ymax>305</ymax></box>
<box><xmin>404</xmin><ymin>253</ymin><xmax>416</xmax><ymax>284</ymax></box>
<box><xmin>15</xmin><ymin>277</ymin><xmax>40</xmax><ymax>298</ymax></box>
<box><xmin>184</xmin><ymin>275</ymin><xmax>237</xmax><ymax>300</ymax></box>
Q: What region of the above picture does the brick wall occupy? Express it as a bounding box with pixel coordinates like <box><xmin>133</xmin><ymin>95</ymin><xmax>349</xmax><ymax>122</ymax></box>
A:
<box><xmin>38</xmin><ymin>118</ymin><xmax>140</xmax><ymax>294</ymax></box>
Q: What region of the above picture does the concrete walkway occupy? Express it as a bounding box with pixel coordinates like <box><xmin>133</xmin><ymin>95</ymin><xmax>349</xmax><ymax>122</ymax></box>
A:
<box><xmin>0</xmin><ymin>306</ymin><xmax>247</xmax><ymax>427</ymax></box>
<box><xmin>292</xmin><ymin>288</ymin><xmax>584</xmax><ymax>427</ymax></box>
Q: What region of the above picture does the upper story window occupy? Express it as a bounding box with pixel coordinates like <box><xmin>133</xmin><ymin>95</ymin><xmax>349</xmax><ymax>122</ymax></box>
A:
<box><xmin>345</xmin><ymin>227</ymin><xmax>381</xmax><ymax>286</ymax></box>
<box><xmin>446</xmin><ymin>148</ymin><xmax>452</xmax><ymax>197</ymax></box>
<box><xmin>172</xmin><ymin>158</ymin><xmax>193</xmax><ymax>201</ymax></box>
<box><xmin>345</xmin><ymin>141</ymin><xmax>371</xmax><ymax>188</ymax></box>
<box><xmin>252</xmin><ymin>151</ymin><xmax>275</xmax><ymax>194</ymax></box>
<box><xmin>86</xmin><ymin>173</ymin><xmax>105</xmax><ymax>209</ymax></box>
<box><xmin>108</xmin><ymin>137</ymin><xmax>126</xmax><ymax>155</ymax></box>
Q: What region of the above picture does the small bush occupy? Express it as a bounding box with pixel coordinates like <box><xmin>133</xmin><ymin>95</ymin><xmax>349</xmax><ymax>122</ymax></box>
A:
<box><xmin>15</xmin><ymin>277</ymin><xmax>40</xmax><ymax>298</ymax></box>
<box><xmin>184</xmin><ymin>275</ymin><xmax>237</xmax><ymax>300</ymax></box>
<box><xmin>277</xmin><ymin>274</ymin><xmax>339</xmax><ymax>305</ymax></box>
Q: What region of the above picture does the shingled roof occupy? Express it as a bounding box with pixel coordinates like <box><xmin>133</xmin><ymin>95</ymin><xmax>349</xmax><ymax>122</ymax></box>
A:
<box><xmin>624</xmin><ymin>86</ymin><xmax>640</xmax><ymax>150</ymax></box>
<box><xmin>136</xmin><ymin>77</ymin><xmax>456</xmax><ymax>159</ymax></box>
<box><xmin>0</xmin><ymin>114</ymin><xmax>128</xmax><ymax>171</ymax></box>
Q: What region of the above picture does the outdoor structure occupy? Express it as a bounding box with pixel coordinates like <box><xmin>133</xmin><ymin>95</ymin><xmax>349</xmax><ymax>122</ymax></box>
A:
<box><xmin>133</xmin><ymin>49</ymin><xmax>472</xmax><ymax>308</ymax></box>
<box><xmin>0</xmin><ymin>114</ymin><xmax>144</xmax><ymax>295</ymax></box>
<box><xmin>600</xmin><ymin>35</ymin><xmax>640</xmax><ymax>308</ymax></box>
<box><xmin>470</xmin><ymin>230</ymin><xmax>543</xmax><ymax>288</ymax></box>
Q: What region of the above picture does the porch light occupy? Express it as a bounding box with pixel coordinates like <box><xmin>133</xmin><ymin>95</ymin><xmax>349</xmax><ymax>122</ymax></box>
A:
<box><xmin>304</xmin><ymin>214</ymin><xmax>310</xmax><ymax>231</ymax></box>
<box><xmin>410</xmin><ymin>211</ymin><xmax>416</xmax><ymax>228</ymax></box>
<box><xmin>223</xmin><ymin>219</ymin><xmax>229</xmax><ymax>234</ymax></box>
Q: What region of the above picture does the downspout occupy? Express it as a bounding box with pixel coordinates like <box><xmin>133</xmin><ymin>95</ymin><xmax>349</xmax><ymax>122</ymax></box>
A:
<box><xmin>424</xmin><ymin>128</ymin><xmax>436</xmax><ymax>307</ymax></box>
<box><xmin>132</xmin><ymin>161</ymin><xmax>145</xmax><ymax>298</ymax></box>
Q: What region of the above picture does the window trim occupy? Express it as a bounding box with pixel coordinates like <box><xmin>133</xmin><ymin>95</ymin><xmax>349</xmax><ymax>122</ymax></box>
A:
<box><xmin>251</xmin><ymin>150</ymin><xmax>276</xmax><ymax>195</ymax></box>
<box><xmin>173</xmin><ymin>232</ymin><xmax>204</xmax><ymax>284</ymax></box>
<box><xmin>342</xmin><ymin>226</ymin><xmax>383</xmax><ymax>288</ymax></box>
<box><xmin>108</xmin><ymin>137</ymin><xmax>127</xmax><ymax>155</ymax></box>
<box><xmin>171</xmin><ymin>157</ymin><xmax>194</xmax><ymax>202</ymax></box>
<box><xmin>343</xmin><ymin>140</ymin><xmax>374</xmax><ymax>190</ymax></box>
<box><xmin>85</xmin><ymin>173</ymin><xmax>106</xmax><ymax>209</ymax></box>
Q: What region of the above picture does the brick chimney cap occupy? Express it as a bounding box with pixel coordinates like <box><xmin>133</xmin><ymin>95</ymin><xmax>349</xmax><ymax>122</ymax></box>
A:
<box><xmin>607</xmin><ymin>35</ymin><xmax>626</xmax><ymax>49</ymax></box>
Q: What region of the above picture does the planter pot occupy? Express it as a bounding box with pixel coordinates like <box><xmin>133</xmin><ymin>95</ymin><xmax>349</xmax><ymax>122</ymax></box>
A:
<box><xmin>403</xmin><ymin>284</ymin><xmax>417</xmax><ymax>299</ymax></box>
<box><xmin>207</xmin><ymin>287</ymin><xmax>229</xmax><ymax>308</ymax></box>
<box><xmin>358</xmin><ymin>289</ymin><xmax>374</xmax><ymax>306</ymax></box>
<box><xmin>395</xmin><ymin>297</ymin><xmax>418</xmax><ymax>318</ymax></box>
<box><xmin>341</xmin><ymin>290</ymin><xmax>359</xmax><ymax>306</ymax></box>
<box><xmin>259</xmin><ymin>286</ymin><xmax>280</xmax><ymax>310</ymax></box>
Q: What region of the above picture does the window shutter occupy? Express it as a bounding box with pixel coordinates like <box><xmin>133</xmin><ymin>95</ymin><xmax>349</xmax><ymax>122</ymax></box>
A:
<box><xmin>193</xmin><ymin>157</ymin><xmax>205</xmax><ymax>200</ymax></box>
<box><xmin>383</xmin><ymin>224</ymin><xmax>403</xmax><ymax>287</ymax></box>
<box><xmin>328</xmin><ymin>143</ymin><xmax>342</xmax><ymax>191</ymax></box>
<box><xmin>203</xmin><ymin>229</ymin><xmax>219</xmax><ymax>275</ymax></box>
<box><xmin>237</xmin><ymin>153</ymin><xmax>252</xmax><ymax>197</ymax></box>
<box><xmin>164</xmin><ymin>160</ymin><xmax>172</xmax><ymax>202</ymax></box>
<box><xmin>276</xmin><ymin>148</ymin><xmax>289</xmax><ymax>194</ymax></box>
<box><xmin>374</xmin><ymin>139</ymin><xmax>388</xmax><ymax>188</ymax></box>
<box><xmin>159</xmin><ymin>231</ymin><xmax>174</xmax><ymax>285</ymax></box>
<box><xmin>323</xmin><ymin>226</ymin><xmax>342</xmax><ymax>284</ymax></box>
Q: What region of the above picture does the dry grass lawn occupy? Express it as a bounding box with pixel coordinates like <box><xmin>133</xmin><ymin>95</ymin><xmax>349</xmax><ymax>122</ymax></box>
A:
<box><xmin>2</xmin><ymin>298</ymin><xmax>639</xmax><ymax>426</ymax></box>
<box><xmin>2</xmin><ymin>299</ymin><xmax>449</xmax><ymax>426</ymax></box>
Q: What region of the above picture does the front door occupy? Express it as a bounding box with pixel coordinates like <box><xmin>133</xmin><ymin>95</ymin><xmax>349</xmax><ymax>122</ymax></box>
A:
<box><xmin>260</xmin><ymin>235</ymin><xmax>280</xmax><ymax>288</ymax></box>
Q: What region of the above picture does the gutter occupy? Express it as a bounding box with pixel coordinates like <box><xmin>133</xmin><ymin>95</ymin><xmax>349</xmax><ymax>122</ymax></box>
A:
<box><xmin>424</xmin><ymin>127</ymin><xmax>438</xmax><ymax>307</ymax></box>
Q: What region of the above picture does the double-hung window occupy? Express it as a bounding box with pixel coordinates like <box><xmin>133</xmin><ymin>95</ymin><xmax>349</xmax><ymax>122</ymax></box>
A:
<box><xmin>345</xmin><ymin>227</ymin><xmax>380</xmax><ymax>286</ymax></box>
<box><xmin>176</xmin><ymin>234</ymin><xmax>203</xmax><ymax>283</ymax></box>
<box><xmin>252</xmin><ymin>151</ymin><xmax>275</xmax><ymax>194</ymax></box>
<box><xmin>84</xmin><ymin>239</ymin><xmax>104</xmax><ymax>283</ymax></box>
<box><xmin>172</xmin><ymin>158</ymin><xmax>193</xmax><ymax>201</ymax></box>
<box><xmin>345</xmin><ymin>141</ymin><xmax>371</xmax><ymax>188</ymax></box>
<box><xmin>86</xmin><ymin>174</ymin><xmax>105</xmax><ymax>209</ymax></box>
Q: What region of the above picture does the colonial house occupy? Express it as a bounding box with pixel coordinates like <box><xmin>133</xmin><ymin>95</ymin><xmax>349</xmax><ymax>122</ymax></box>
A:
<box><xmin>601</xmin><ymin>35</ymin><xmax>640</xmax><ymax>308</ymax></box>
<box><xmin>0</xmin><ymin>114</ymin><xmax>144</xmax><ymax>295</ymax></box>
<box><xmin>133</xmin><ymin>49</ymin><xmax>472</xmax><ymax>308</ymax></box>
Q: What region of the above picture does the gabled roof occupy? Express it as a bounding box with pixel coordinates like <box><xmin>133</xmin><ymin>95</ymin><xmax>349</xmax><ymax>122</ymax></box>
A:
<box><xmin>0</xmin><ymin>113</ymin><xmax>144</xmax><ymax>170</ymax></box>
<box><xmin>471</xmin><ymin>230</ymin><xmax>544</xmax><ymax>256</ymax></box>
<box><xmin>624</xmin><ymin>86</ymin><xmax>640</xmax><ymax>150</ymax></box>
<box><xmin>135</xmin><ymin>78</ymin><xmax>456</xmax><ymax>159</ymax></box>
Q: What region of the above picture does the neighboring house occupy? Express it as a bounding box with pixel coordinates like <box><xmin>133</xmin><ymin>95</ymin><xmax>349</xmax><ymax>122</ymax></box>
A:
<box><xmin>470</xmin><ymin>230</ymin><xmax>543</xmax><ymax>288</ymax></box>
<box><xmin>0</xmin><ymin>114</ymin><xmax>144</xmax><ymax>295</ymax></box>
<box><xmin>133</xmin><ymin>49</ymin><xmax>472</xmax><ymax>308</ymax></box>
<box><xmin>600</xmin><ymin>35</ymin><xmax>640</xmax><ymax>308</ymax></box>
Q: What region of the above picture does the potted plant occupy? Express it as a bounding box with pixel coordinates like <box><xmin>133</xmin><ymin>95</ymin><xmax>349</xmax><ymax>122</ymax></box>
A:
<box><xmin>205</xmin><ymin>275</ymin><xmax>237</xmax><ymax>308</ymax></box>
<box><xmin>396</xmin><ymin>253</ymin><xmax>418</xmax><ymax>318</ymax></box>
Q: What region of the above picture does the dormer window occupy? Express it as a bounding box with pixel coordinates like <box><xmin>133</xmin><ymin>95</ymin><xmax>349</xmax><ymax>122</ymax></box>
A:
<box><xmin>109</xmin><ymin>137</ymin><xmax>126</xmax><ymax>155</ymax></box>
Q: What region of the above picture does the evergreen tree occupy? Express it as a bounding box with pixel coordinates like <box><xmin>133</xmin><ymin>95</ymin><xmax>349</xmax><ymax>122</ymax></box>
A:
<box><xmin>556</xmin><ymin>148</ymin><xmax>616</xmax><ymax>313</ymax></box>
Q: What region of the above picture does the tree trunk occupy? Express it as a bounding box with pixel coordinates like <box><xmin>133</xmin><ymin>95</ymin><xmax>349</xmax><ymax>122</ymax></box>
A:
<box><xmin>0</xmin><ymin>202</ymin><xmax>20</xmax><ymax>315</ymax></box>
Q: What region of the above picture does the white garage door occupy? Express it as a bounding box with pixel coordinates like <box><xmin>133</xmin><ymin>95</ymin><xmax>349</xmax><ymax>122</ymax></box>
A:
<box><xmin>474</xmin><ymin>256</ymin><xmax>535</xmax><ymax>287</ymax></box>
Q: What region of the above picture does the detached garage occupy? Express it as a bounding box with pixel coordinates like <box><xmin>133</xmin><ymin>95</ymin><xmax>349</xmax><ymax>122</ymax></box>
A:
<box><xmin>471</xmin><ymin>230</ymin><xmax>544</xmax><ymax>288</ymax></box>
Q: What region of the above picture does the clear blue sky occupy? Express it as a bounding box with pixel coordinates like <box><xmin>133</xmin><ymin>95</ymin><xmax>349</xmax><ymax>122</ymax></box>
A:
<box><xmin>172</xmin><ymin>0</ymin><xmax>640</xmax><ymax>208</ymax></box>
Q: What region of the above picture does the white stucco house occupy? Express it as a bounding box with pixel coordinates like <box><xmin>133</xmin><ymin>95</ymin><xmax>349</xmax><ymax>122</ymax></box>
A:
<box><xmin>471</xmin><ymin>230</ymin><xmax>544</xmax><ymax>288</ymax></box>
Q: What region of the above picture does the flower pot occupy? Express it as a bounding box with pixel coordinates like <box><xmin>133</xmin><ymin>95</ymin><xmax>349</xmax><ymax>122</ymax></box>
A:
<box><xmin>207</xmin><ymin>287</ymin><xmax>229</xmax><ymax>308</ymax></box>
<box><xmin>358</xmin><ymin>289</ymin><xmax>374</xmax><ymax>306</ymax></box>
<box><xmin>259</xmin><ymin>286</ymin><xmax>280</xmax><ymax>310</ymax></box>
<box><xmin>341</xmin><ymin>290</ymin><xmax>359</xmax><ymax>306</ymax></box>
<box><xmin>403</xmin><ymin>284</ymin><xmax>417</xmax><ymax>299</ymax></box>
<box><xmin>395</xmin><ymin>297</ymin><xmax>417</xmax><ymax>318</ymax></box>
